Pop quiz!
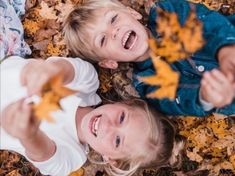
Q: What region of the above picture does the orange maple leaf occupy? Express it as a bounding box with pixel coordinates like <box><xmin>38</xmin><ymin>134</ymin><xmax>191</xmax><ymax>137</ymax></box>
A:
<box><xmin>69</xmin><ymin>168</ymin><xmax>84</xmax><ymax>176</ymax></box>
<box><xmin>151</xmin><ymin>8</ymin><xmax>204</xmax><ymax>63</ymax></box>
<box><xmin>139</xmin><ymin>54</ymin><xmax>179</xmax><ymax>100</ymax></box>
<box><xmin>33</xmin><ymin>73</ymin><xmax>77</xmax><ymax>122</ymax></box>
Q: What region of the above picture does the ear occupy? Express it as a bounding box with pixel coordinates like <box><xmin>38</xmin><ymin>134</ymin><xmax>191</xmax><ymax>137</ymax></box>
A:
<box><xmin>126</xmin><ymin>7</ymin><xmax>142</xmax><ymax>20</ymax></box>
<box><xmin>98</xmin><ymin>59</ymin><xmax>118</xmax><ymax>69</ymax></box>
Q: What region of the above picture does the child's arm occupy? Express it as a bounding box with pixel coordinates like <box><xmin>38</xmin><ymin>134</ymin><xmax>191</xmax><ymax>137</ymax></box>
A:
<box><xmin>200</xmin><ymin>69</ymin><xmax>234</xmax><ymax>108</ymax></box>
<box><xmin>1</xmin><ymin>99</ymin><xmax>56</xmax><ymax>161</ymax></box>
<box><xmin>21</xmin><ymin>58</ymin><xmax>75</xmax><ymax>96</ymax></box>
<box><xmin>46</xmin><ymin>57</ymin><xmax>101</xmax><ymax>106</ymax></box>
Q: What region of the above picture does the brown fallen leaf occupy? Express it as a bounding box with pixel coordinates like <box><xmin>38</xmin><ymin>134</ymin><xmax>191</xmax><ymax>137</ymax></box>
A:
<box><xmin>38</xmin><ymin>1</ymin><xmax>57</xmax><ymax>20</ymax></box>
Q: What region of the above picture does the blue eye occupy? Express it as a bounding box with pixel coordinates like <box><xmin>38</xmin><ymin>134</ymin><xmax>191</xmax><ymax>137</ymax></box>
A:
<box><xmin>115</xmin><ymin>136</ymin><xmax>121</xmax><ymax>148</ymax></box>
<box><xmin>111</xmin><ymin>14</ymin><xmax>118</xmax><ymax>24</ymax></box>
<box><xmin>120</xmin><ymin>112</ymin><xmax>125</xmax><ymax>123</ymax></box>
<box><xmin>100</xmin><ymin>36</ymin><xmax>105</xmax><ymax>47</ymax></box>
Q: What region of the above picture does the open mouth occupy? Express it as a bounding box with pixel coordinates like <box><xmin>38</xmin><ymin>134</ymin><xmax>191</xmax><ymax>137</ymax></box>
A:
<box><xmin>122</xmin><ymin>30</ymin><xmax>137</xmax><ymax>50</ymax></box>
<box><xmin>90</xmin><ymin>115</ymin><xmax>101</xmax><ymax>137</ymax></box>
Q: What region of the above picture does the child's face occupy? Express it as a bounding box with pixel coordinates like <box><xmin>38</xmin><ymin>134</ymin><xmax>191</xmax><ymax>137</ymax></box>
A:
<box><xmin>80</xmin><ymin>103</ymin><xmax>151</xmax><ymax>160</ymax></box>
<box><xmin>88</xmin><ymin>7</ymin><xmax>149</xmax><ymax>64</ymax></box>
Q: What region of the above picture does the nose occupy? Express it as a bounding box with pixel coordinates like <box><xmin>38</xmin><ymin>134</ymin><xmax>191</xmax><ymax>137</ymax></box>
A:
<box><xmin>98</xmin><ymin>116</ymin><xmax>120</xmax><ymax>138</ymax></box>
<box><xmin>110</xmin><ymin>27</ymin><xmax>119</xmax><ymax>40</ymax></box>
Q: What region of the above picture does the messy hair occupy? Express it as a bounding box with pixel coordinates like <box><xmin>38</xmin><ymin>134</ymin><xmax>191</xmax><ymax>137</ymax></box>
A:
<box><xmin>88</xmin><ymin>99</ymin><xmax>184</xmax><ymax>176</ymax></box>
<box><xmin>63</xmin><ymin>0</ymin><xmax>125</xmax><ymax>62</ymax></box>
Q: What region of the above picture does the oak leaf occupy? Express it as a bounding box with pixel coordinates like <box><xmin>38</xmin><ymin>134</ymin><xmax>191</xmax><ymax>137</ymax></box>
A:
<box><xmin>139</xmin><ymin>54</ymin><xmax>179</xmax><ymax>99</ymax></box>
<box><xmin>33</xmin><ymin>73</ymin><xmax>76</xmax><ymax>122</ymax></box>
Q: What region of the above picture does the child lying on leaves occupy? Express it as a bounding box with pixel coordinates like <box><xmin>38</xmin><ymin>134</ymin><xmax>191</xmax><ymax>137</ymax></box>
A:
<box><xmin>63</xmin><ymin>0</ymin><xmax>235</xmax><ymax>116</ymax></box>
<box><xmin>1</xmin><ymin>57</ymin><xmax>184</xmax><ymax>176</ymax></box>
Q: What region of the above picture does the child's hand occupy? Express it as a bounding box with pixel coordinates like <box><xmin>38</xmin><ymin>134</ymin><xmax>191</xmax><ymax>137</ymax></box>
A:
<box><xmin>1</xmin><ymin>99</ymin><xmax>40</xmax><ymax>140</ymax></box>
<box><xmin>21</xmin><ymin>59</ymin><xmax>70</xmax><ymax>96</ymax></box>
<box><xmin>200</xmin><ymin>69</ymin><xmax>234</xmax><ymax>108</ymax></box>
<box><xmin>218</xmin><ymin>44</ymin><xmax>235</xmax><ymax>82</ymax></box>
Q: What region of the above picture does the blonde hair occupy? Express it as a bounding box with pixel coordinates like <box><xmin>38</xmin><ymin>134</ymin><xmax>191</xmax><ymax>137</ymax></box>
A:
<box><xmin>63</xmin><ymin>0</ymin><xmax>125</xmax><ymax>62</ymax></box>
<box><xmin>88</xmin><ymin>99</ymin><xmax>184</xmax><ymax>176</ymax></box>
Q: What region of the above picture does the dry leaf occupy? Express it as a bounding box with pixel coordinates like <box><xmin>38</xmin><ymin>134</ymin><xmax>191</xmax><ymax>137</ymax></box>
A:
<box><xmin>150</xmin><ymin>8</ymin><xmax>204</xmax><ymax>63</ymax></box>
<box><xmin>23</xmin><ymin>19</ymin><xmax>40</xmax><ymax>36</ymax></box>
<box><xmin>178</xmin><ymin>114</ymin><xmax>235</xmax><ymax>175</ymax></box>
<box><xmin>139</xmin><ymin>54</ymin><xmax>179</xmax><ymax>99</ymax></box>
<box><xmin>33</xmin><ymin>73</ymin><xmax>77</xmax><ymax>122</ymax></box>
<box><xmin>69</xmin><ymin>168</ymin><xmax>85</xmax><ymax>176</ymax></box>
<box><xmin>55</xmin><ymin>0</ymin><xmax>75</xmax><ymax>22</ymax></box>
<box><xmin>38</xmin><ymin>1</ymin><xmax>57</xmax><ymax>20</ymax></box>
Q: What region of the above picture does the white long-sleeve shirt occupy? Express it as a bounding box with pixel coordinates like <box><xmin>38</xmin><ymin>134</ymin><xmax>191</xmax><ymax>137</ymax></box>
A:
<box><xmin>0</xmin><ymin>56</ymin><xmax>101</xmax><ymax>176</ymax></box>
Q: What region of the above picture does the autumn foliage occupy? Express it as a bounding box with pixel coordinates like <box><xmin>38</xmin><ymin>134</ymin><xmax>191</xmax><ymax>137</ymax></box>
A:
<box><xmin>140</xmin><ymin>8</ymin><xmax>203</xmax><ymax>100</ymax></box>
<box><xmin>33</xmin><ymin>73</ymin><xmax>76</xmax><ymax>122</ymax></box>
<box><xmin>139</xmin><ymin>55</ymin><xmax>179</xmax><ymax>99</ymax></box>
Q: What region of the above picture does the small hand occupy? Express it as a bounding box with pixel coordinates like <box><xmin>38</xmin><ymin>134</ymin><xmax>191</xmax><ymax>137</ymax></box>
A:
<box><xmin>1</xmin><ymin>99</ymin><xmax>40</xmax><ymax>140</ymax></box>
<box><xmin>21</xmin><ymin>59</ymin><xmax>64</xmax><ymax>96</ymax></box>
<box><xmin>200</xmin><ymin>69</ymin><xmax>234</xmax><ymax>108</ymax></box>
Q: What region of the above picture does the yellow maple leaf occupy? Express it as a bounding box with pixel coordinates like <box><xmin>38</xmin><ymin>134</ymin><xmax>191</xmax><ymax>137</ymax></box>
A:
<box><xmin>151</xmin><ymin>8</ymin><xmax>204</xmax><ymax>63</ymax></box>
<box><xmin>33</xmin><ymin>73</ymin><xmax>76</xmax><ymax>122</ymax></box>
<box><xmin>139</xmin><ymin>54</ymin><xmax>179</xmax><ymax>100</ymax></box>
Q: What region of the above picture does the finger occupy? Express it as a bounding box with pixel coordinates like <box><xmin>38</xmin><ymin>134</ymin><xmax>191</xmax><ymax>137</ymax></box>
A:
<box><xmin>203</xmin><ymin>72</ymin><xmax>221</xmax><ymax>91</ymax></box>
<box><xmin>1</xmin><ymin>99</ymin><xmax>25</xmax><ymax>130</ymax></box>
<box><xmin>17</xmin><ymin>102</ymin><xmax>33</xmax><ymax>129</ymax></box>
<box><xmin>202</xmin><ymin>79</ymin><xmax>226</xmax><ymax>107</ymax></box>
<box><xmin>210</xmin><ymin>69</ymin><xmax>229</xmax><ymax>84</ymax></box>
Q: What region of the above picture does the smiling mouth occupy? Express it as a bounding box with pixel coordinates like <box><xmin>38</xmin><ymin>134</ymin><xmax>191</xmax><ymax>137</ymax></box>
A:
<box><xmin>122</xmin><ymin>30</ymin><xmax>137</xmax><ymax>50</ymax></box>
<box><xmin>90</xmin><ymin>115</ymin><xmax>101</xmax><ymax>137</ymax></box>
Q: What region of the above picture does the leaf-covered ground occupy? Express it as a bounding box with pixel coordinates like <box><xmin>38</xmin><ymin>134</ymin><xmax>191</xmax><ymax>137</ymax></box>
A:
<box><xmin>0</xmin><ymin>0</ymin><xmax>235</xmax><ymax>176</ymax></box>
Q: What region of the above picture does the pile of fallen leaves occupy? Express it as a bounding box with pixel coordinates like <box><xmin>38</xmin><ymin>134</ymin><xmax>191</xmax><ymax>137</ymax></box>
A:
<box><xmin>178</xmin><ymin>114</ymin><xmax>235</xmax><ymax>175</ymax></box>
<box><xmin>188</xmin><ymin>0</ymin><xmax>235</xmax><ymax>15</ymax></box>
<box><xmin>23</xmin><ymin>0</ymin><xmax>83</xmax><ymax>59</ymax></box>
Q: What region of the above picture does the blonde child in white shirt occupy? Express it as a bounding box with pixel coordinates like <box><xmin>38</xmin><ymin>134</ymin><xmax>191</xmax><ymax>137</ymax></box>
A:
<box><xmin>1</xmin><ymin>57</ymin><xmax>184</xmax><ymax>176</ymax></box>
